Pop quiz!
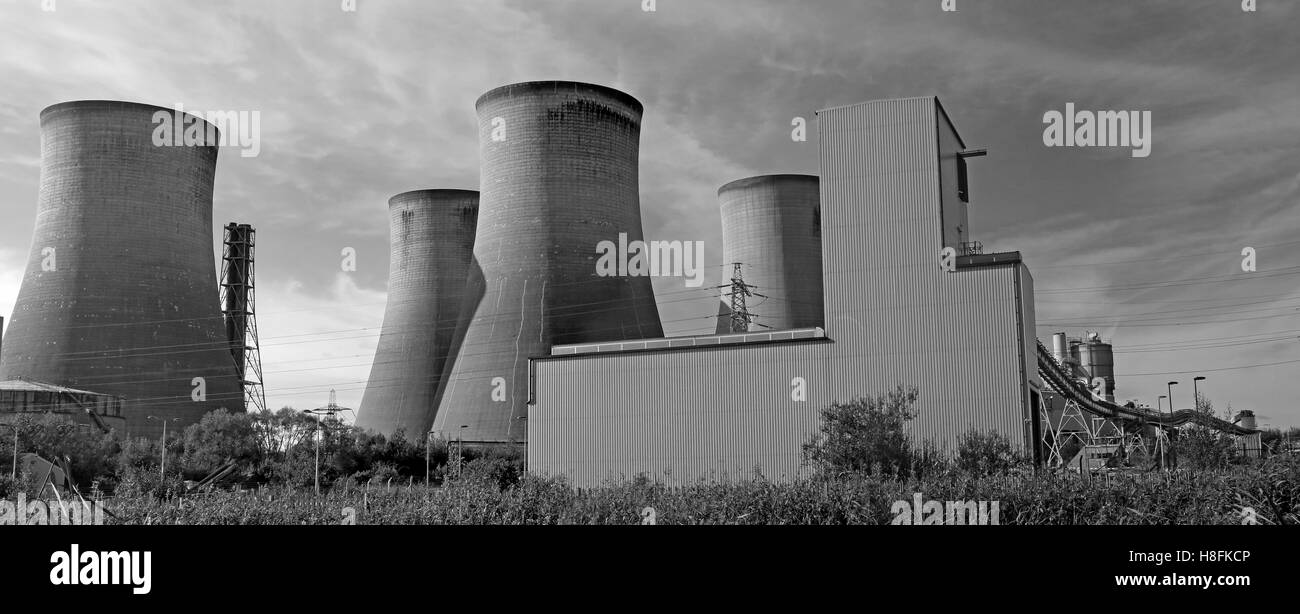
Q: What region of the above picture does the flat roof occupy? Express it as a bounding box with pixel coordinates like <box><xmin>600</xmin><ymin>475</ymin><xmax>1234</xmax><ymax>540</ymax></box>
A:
<box><xmin>0</xmin><ymin>379</ymin><xmax>116</xmax><ymax>397</ymax></box>
<box><xmin>548</xmin><ymin>327</ymin><xmax>828</xmax><ymax>358</ymax></box>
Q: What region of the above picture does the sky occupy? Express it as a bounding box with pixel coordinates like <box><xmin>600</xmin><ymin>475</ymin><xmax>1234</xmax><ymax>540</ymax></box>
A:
<box><xmin>0</xmin><ymin>0</ymin><xmax>1296</xmax><ymax>427</ymax></box>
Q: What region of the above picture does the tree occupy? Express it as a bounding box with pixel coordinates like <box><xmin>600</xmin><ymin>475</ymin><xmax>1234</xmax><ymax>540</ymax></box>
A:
<box><xmin>180</xmin><ymin>409</ymin><xmax>263</xmax><ymax>478</ymax></box>
<box><xmin>1178</xmin><ymin>392</ymin><xmax>1237</xmax><ymax>470</ymax></box>
<box><xmin>8</xmin><ymin>413</ymin><xmax>118</xmax><ymax>489</ymax></box>
<box><xmin>801</xmin><ymin>386</ymin><xmax>920</xmax><ymax>478</ymax></box>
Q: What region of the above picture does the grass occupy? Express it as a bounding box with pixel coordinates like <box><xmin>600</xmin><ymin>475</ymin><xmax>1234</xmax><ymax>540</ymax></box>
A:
<box><xmin>88</xmin><ymin>454</ymin><xmax>1299</xmax><ymax>525</ymax></box>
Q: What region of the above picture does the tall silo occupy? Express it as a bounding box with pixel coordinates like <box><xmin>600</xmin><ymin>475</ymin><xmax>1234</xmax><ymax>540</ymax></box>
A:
<box><xmin>433</xmin><ymin>81</ymin><xmax>664</xmax><ymax>444</ymax></box>
<box><xmin>713</xmin><ymin>174</ymin><xmax>822</xmax><ymax>333</ymax></box>
<box><xmin>1078</xmin><ymin>332</ymin><xmax>1116</xmax><ymax>402</ymax></box>
<box><xmin>0</xmin><ymin>100</ymin><xmax>243</xmax><ymax>439</ymax></box>
<box><xmin>357</xmin><ymin>190</ymin><xmax>479</xmax><ymax>438</ymax></box>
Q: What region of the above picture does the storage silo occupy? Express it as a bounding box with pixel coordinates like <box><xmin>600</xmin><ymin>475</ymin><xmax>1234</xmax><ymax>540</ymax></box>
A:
<box><xmin>357</xmin><ymin>190</ymin><xmax>479</xmax><ymax>438</ymax></box>
<box><xmin>1077</xmin><ymin>332</ymin><xmax>1116</xmax><ymax>402</ymax></box>
<box><xmin>433</xmin><ymin>81</ymin><xmax>664</xmax><ymax>444</ymax></box>
<box><xmin>0</xmin><ymin>100</ymin><xmax>243</xmax><ymax>439</ymax></box>
<box><xmin>713</xmin><ymin>175</ymin><xmax>822</xmax><ymax>333</ymax></box>
<box><xmin>1051</xmin><ymin>332</ymin><xmax>1068</xmax><ymax>365</ymax></box>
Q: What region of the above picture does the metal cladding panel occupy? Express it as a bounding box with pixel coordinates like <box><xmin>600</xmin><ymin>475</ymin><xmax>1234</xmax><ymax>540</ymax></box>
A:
<box><xmin>0</xmin><ymin>101</ymin><xmax>243</xmax><ymax>440</ymax></box>
<box><xmin>435</xmin><ymin>82</ymin><xmax>664</xmax><ymax>443</ymax></box>
<box><xmin>358</xmin><ymin>190</ymin><xmax>478</xmax><ymax>438</ymax></box>
<box><xmin>530</xmin><ymin>341</ymin><xmax>832</xmax><ymax>487</ymax></box>
<box><xmin>714</xmin><ymin>175</ymin><xmax>822</xmax><ymax>333</ymax></box>
<box><xmin>936</xmin><ymin>107</ymin><xmax>970</xmax><ymax>252</ymax></box>
<box><xmin>814</xmin><ymin>97</ymin><xmax>1029</xmax><ymax>447</ymax></box>
<box><xmin>1020</xmin><ymin>267</ymin><xmax>1039</xmax><ymax>387</ymax></box>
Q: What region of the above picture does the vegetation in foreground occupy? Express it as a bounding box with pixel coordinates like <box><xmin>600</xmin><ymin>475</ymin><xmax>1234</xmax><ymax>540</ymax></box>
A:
<box><xmin>1</xmin><ymin>390</ymin><xmax>1297</xmax><ymax>525</ymax></box>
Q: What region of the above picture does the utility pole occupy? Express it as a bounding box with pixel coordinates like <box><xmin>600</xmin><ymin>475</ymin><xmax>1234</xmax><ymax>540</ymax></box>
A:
<box><xmin>301</xmin><ymin>410</ymin><xmax>327</xmax><ymax>495</ymax></box>
<box><xmin>146</xmin><ymin>416</ymin><xmax>180</xmax><ymax>484</ymax></box>
<box><xmin>425</xmin><ymin>431</ymin><xmax>433</xmax><ymax>486</ymax></box>
<box><xmin>2</xmin><ymin>424</ymin><xmax>17</xmax><ymax>482</ymax></box>
<box><xmin>302</xmin><ymin>390</ymin><xmax>351</xmax><ymax>496</ymax></box>
<box><xmin>1193</xmin><ymin>376</ymin><xmax>1207</xmax><ymax>413</ymax></box>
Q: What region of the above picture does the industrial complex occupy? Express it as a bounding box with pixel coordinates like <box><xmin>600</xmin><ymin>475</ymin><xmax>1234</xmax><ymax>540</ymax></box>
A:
<box><xmin>0</xmin><ymin>83</ymin><xmax>1262</xmax><ymax>486</ymax></box>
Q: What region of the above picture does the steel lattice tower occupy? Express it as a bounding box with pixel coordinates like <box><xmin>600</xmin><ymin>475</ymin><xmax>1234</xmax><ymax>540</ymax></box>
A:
<box><xmin>724</xmin><ymin>262</ymin><xmax>756</xmax><ymax>333</ymax></box>
<box><xmin>220</xmin><ymin>223</ymin><xmax>266</xmax><ymax>413</ymax></box>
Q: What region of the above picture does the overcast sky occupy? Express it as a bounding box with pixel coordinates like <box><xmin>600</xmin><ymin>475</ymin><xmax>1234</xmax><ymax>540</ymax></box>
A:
<box><xmin>0</xmin><ymin>0</ymin><xmax>1296</xmax><ymax>426</ymax></box>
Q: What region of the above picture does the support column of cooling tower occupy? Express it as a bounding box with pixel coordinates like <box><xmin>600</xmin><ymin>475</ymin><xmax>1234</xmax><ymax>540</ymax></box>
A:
<box><xmin>713</xmin><ymin>175</ymin><xmax>822</xmax><ymax>334</ymax></box>
<box><xmin>357</xmin><ymin>190</ymin><xmax>479</xmax><ymax>438</ymax></box>
<box><xmin>434</xmin><ymin>81</ymin><xmax>664</xmax><ymax>444</ymax></box>
<box><xmin>0</xmin><ymin>101</ymin><xmax>244</xmax><ymax>440</ymax></box>
<box><xmin>221</xmin><ymin>223</ymin><xmax>266</xmax><ymax>413</ymax></box>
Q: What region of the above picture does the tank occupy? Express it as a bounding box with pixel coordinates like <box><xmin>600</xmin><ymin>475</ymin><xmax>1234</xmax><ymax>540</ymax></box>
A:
<box><xmin>0</xmin><ymin>100</ymin><xmax>243</xmax><ymax>439</ymax></box>
<box><xmin>357</xmin><ymin>190</ymin><xmax>479</xmax><ymax>438</ymax></box>
<box><xmin>713</xmin><ymin>175</ymin><xmax>822</xmax><ymax>334</ymax></box>
<box><xmin>1051</xmin><ymin>332</ymin><xmax>1067</xmax><ymax>365</ymax></box>
<box><xmin>433</xmin><ymin>81</ymin><xmax>664</xmax><ymax>444</ymax></box>
<box><xmin>1077</xmin><ymin>333</ymin><xmax>1116</xmax><ymax>402</ymax></box>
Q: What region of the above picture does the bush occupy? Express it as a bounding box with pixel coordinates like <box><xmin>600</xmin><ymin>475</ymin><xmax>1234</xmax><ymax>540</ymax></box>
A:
<box><xmin>957</xmin><ymin>429</ymin><xmax>1024</xmax><ymax>476</ymax></box>
<box><xmin>1178</xmin><ymin>426</ymin><xmax>1236</xmax><ymax>471</ymax></box>
<box><xmin>452</xmin><ymin>444</ymin><xmax>525</xmax><ymax>490</ymax></box>
<box><xmin>802</xmin><ymin>386</ymin><xmax>921</xmax><ymax>478</ymax></box>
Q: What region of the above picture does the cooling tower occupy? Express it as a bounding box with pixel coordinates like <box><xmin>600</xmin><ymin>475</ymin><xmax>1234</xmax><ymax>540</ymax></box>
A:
<box><xmin>0</xmin><ymin>100</ymin><xmax>243</xmax><ymax>440</ymax></box>
<box><xmin>433</xmin><ymin>81</ymin><xmax>663</xmax><ymax>444</ymax></box>
<box><xmin>714</xmin><ymin>175</ymin><xmax>822</xmax><ymax>333</ymax></box>
<box><xmin>357</xmin><ymin>190</ymin><xmax>479</xmax><ymax>438</ymax></box>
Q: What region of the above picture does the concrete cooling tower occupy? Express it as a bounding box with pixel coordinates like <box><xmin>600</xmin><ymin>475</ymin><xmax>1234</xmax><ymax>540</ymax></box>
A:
<box><xmin>357</xmin><ymin>190</ymin><xmax>479</xmax><ymax>438</ymax></box>
<box><xmin>433</xmin><ymin>81</ymin><xmax>664</xmax><ymax>444</ymax></box>
<box><xmin>0</xmin><ymin>101</ymin><xmax>243</xmax><ymax>440</ymax></box>
<box><xmin>714</xmin><ymin>175</ymin><xmax>822</xmax><ymax>333</ymax></box>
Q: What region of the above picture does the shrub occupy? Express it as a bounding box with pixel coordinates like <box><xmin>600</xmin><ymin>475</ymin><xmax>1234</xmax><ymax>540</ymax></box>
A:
<box><xmin>956</xmin><ymin>429</ymin><xmax>1024</xmax><ymax>476</ymax></box>
<box><xmin>1177</xmin><ymin>426</ymin><xmax>1236</xmax><ymax>471</ymax></box>
<box><xmin>802</xmin><ymin>386</ymin><xmax>921</xmax><ymax>478</ymax></box>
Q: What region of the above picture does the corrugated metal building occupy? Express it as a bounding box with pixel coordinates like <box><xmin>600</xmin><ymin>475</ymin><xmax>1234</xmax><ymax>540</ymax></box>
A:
<box><xmin>0</xmin><ymin>379</ymin><xmax>127</xmax><ymax>433</ymax></box>
<box><xmin>529</xmin><ymin>97</ymin><xmax>1039</xmax><ymax>487</ymax></box>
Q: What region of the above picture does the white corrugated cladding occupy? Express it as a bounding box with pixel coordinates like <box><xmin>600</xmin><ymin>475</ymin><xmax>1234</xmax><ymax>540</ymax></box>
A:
<box><xmin>529</xmin><ymin>97</ymin><xmax>1037</xmax><ymax>487</ymax></box>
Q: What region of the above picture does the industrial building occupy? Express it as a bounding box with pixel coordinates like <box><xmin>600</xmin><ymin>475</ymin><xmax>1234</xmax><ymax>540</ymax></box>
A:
<box><xmin>0</xmin><ymin>101</ymin><xmax>244</xmax><ymax>440</ymax></box>
<box><xmin>714</xmin><ymin>174</ymin><xmax>823</xmax><ymax>334</ymax></box>
<box><xmin>358</xmin><ymin>190</ymin><xmax>479</xmax><ymax>438</ymax></box>
<box><xmin>432</xmin><ymin>81</ymin><xmax>664</xmax><ymax>445</ymax></box>
<box><xmin>528</xmin><ymin>97</ymin><xmax>1040</xmax><ymax>487</ymax></box>
<box><xmin>0</xmin><ymin>379</ymin><xmax>126</xmax><ymax>433</ymax></box>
